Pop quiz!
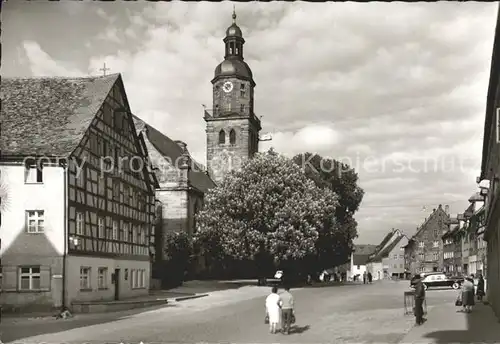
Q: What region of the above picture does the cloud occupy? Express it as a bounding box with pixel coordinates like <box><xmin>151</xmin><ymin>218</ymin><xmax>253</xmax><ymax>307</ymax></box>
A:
<box><xmin>8</xmin><ymin>1</ymin><xmax>498</xmax><ymax>244</ymax></box>
<box><xmin>22</xmin><ymin>41</ymin><xmax>84</xmax><ymax>77</ymax></box>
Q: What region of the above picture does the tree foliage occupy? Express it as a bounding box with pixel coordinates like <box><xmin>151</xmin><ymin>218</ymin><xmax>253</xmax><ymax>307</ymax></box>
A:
<box><xmin>162</xmin><ymin>231</ymin><xmax>193</xmax><ymax>285</ymax></box>
<box><xmin>194</xmin><ymin>150</ymin><xmax>339</xmax><ymax>270</ymax></box>
<box><xmin>292</xmin><ymin>152</ymin><xmax>364</xmax><ymax>268</ymax></box>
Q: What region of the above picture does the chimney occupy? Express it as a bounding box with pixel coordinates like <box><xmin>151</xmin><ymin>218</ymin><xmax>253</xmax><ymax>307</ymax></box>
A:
<box><xmin>438</xmin><ymin>204</ymin><xmax>442</xmax><ymax>209</ymax></box>
<box><xmin>432</xmin><ymin>208</ymin><xmax>436</xmax><ymax>212</ymax></box>
<box><xmin>174</xmin><ymin>140</ymin><xmax>188</xmax><ymax>153</ymax></box>
<box><xmin>445</xmin><ymin>205</ymin><xmax>449</xmax><ymax>214</ymax></box>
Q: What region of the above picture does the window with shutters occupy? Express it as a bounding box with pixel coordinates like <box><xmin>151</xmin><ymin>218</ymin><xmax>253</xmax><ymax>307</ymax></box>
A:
<box><xmin>19</xmin><ymin>266</ymin><xmax>41</xmax><ymax>290</ymax></box>
<box><xmin>80</xmin><ymin>267</ymin><xmax>91</xmax><ymax>290</ymax></box>
<box><xmin>26</xmin><ymin>210</ymin><xmax>45</xmax><ymax>233</ymax></box>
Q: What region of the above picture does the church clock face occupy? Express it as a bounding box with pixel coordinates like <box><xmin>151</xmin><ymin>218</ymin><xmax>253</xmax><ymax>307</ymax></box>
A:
<box><xmin>222</xmin><ymin>81</ymin><xmax>233</xmax><ymax>93</ymax></box>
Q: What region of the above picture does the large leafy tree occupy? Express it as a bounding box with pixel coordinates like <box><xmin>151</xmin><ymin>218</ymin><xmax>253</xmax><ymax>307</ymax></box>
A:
<box><xmin>194</xmin><ymin>150</ymin><xmax>339</xmax><ymax>275</ymax></box>
<box><xmin>292</xmin><ymin>153</ymin><xmax>364</xmax><ymax>269</ymax></box>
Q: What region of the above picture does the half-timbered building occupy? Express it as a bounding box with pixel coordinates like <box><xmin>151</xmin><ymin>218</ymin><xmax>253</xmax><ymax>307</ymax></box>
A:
<box><xmin>131</xmin><ymin>116</ymin><xmax>215</xmax><ymax>285</ymax></box>
<box><xmin>0</xmin><ymin>74</ymin><xmax>157</xmax><ymax>312</ymax></box>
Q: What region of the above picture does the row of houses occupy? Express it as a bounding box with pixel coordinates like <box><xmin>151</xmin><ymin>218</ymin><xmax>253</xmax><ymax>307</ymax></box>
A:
<box><xmin>345</xmin><ymin>202</ymin><xmax>487</xmax><ymax>281</ymax></box>
<box><xmin>0</xmin><ymin>12</ymin><xmax>260</xmax><ymax>313</ymax></box>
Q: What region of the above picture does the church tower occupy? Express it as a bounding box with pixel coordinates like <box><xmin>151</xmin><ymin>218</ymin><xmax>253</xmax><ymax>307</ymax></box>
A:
<box><xmin>205</xmin><ymin>9</ymin><xmax>261</xmax><ymax>185</ymax></box>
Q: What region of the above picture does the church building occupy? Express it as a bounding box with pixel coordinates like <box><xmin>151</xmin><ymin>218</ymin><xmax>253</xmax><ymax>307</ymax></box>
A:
<box><xmin>204</xmin><ymin>10</ymin><xmax>262</xmax><ymax>185</ymax></box>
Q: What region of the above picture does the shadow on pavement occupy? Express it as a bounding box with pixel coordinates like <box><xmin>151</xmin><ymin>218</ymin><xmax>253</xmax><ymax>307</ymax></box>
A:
<box><xmin>290</xmin><ymin>325</ymin><xmax>310</xmax><ymax>334</ymax></box>
<box><xmin>0</xmin><ymin>303</ymin><xmax>177</xmax><ymax>343</ymax></box>
<box><xmin>422</xmin><ymin>303</ymin><xmax>500</xmax><ymax>343</ymax></box>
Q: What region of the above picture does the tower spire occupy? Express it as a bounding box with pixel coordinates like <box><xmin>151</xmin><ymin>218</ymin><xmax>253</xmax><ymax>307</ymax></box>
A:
<box><xmin>232</xmin><ymin>5</ymin><xmax>236</xmax><ymax>24</ymax></box>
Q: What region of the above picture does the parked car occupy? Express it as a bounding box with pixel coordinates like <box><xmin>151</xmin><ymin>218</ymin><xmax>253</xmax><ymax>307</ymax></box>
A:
<box><xmin>410</xmin><ymin>272</ymin><xmax>463</xmax><ymax>290</ymax></box>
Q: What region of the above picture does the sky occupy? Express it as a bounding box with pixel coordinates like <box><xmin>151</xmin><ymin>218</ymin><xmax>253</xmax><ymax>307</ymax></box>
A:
<box><xmin>3</xmin><ymin>1</ymin><xmax>498</xmax><ymax>244</ymax></box>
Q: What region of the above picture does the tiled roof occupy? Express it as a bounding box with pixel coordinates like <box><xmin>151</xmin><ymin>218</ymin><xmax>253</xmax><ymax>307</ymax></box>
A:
<box><xmin>132</xmin><ymin>115</ymin><xmax>215</xmax><ymax>193</ymax></box>
<box><xmin>353</xmin><ymin>254</ymin><xmax>371</xmax><ymax>266</ymax></box>
<box><xmin>370</xmin><ymin>234</ymin><xmax>404</xmax><ymax>262</ymax></box>
<box><xmin>1</xmin><ymin>74</ymin><xmax>118</xmax><ymax>157</ymax></box>
<box><xmin>354</xmin><ymin>244</ymin><xmax>377</xmax><ymax>256</ymax></box>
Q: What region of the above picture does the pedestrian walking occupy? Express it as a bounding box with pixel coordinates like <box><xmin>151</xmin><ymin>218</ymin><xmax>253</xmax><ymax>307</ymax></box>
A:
<box><xmin>460</xmin><ymin>276</ymin><xmax>475</xmax><ymax>313</ymax></box>
<box><xmin>363</xmin><ymin>271</ymin><xmax>367</xmax><ymax>284</ymax></box>
<box><xmin>367</xmin><ymin>272</ymin><xmax>372</xmax><ymax>284</ymax></box>
<box><xmin>413</xmin><ymin>274</ymin><xmax>426</xmax><ymax>325</ymax></box>
<box><xmin>476</xmin><ymin>274</ymin><xmax>485</xmax><ymax>302</ymax></box>
<box><xmin>279</xmin><ymin>286</ymin><xmax>294</xmax><ymax>335</ymax></box>
<box><xmin>265</xmin><ymin>286</ymin><xmax>281</xmax><ymax>334</ymax></box>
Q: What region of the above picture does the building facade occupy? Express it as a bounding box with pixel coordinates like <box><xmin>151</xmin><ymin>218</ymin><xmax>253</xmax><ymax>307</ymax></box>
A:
<box><xmin>204</xmin><ymin>10</ymin><xmax>262</xmax><ymax>185</ymax></box>
<box><xmin>0</xmin><ymin>75</ymin><xmax>157</xmax><ymax>312</ymax></box>
<box><xmin>442</xmin><ymin>216</ymin><xmax>461</xmax><ymax>275</ymax></box>
<box><xmin>404</xmin><ymin>205</ymin><xmax>449</xmax><ymax>274</ymax></box>
<box><xmin>479</xmin><ymin>5</ymin><xmax>500</xmax><ymax>318</ymax></box>
<box><xmin>367</xmin><ymin>229</ymin><xmax>405</xmax><ymax>280</ymax></box>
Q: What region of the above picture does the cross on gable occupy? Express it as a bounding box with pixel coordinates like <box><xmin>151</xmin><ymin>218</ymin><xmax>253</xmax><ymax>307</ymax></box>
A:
<box><xmin>100</xmin><ymin>62</ymin><xmax>110</xmax><ymax>76</ymax></box>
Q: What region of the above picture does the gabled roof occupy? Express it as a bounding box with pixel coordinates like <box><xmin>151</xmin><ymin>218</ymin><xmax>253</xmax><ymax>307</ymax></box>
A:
<box><xmin>133</xmin><ymin>116</ymin><xmax>216</xmax><ymax>193</ymax></box>
<box><xmin>353</xmin><ymin>254</ymin><xmax>371</xmax><ymax>266</ymax></box>
<box><xmin>410</xmin><ymin>206</ymin><xmax>449</xmax><ymax>241</ymax></box>
<box><xmin>369</xmin><ymin>234</ymin><xmax>404</xmax><ymax>262</ymax></box>
<box><xmin>353</xmin><ymin>244</ymin><xmax>377</xmax><ymax>256</ymax></box>
<box><xmin>1</xmin><ymin>74</ymin><xmax>119</xmax><ymax>157</ymax></box>
<box><xmin>375</xmin><ymin>232</ymin><xmax>394</xmax><ymax>252</ymax></box>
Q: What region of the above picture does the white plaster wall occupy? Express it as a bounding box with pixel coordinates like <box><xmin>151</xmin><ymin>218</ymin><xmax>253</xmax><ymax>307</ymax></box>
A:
<box><xmin>66</xmin><ymin>255</ymin><xmax>150</xmax><ymax>304</ymax></box>
<box><xmin>0</xmin><ymin>164</ymin><xmax>65</xmax><ymax>256</ymax></box>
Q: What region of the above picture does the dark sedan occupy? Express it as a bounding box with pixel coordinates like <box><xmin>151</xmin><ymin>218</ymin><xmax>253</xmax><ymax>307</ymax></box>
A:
<box><xmin>410</xmin><ymin>272</ymin><xmax>463</xmax><ymax>290</ymax></box>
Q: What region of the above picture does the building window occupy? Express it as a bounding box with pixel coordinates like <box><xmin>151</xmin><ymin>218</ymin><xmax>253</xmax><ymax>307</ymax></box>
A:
<box><xmin>0</xmin><ymin>266</ymin><xmax>3</xmax><ymax>290</ymax></box>
<box><xmin>240</xmin><ymin>104</ymin><xmax>245</xmax><ymax>113</ymax></box>
<box><xmin>140</xmin><ymin>226</ymin><xmax>146</xmax><ymax>245</ymax></box>
<box><xmin>19</xmin><ymin>267</ymin><xmax>41</xmax><ymax>290</ymax></box>
<box><xmin>218</xmin><ymin>130</ymin><xmax>226</xmax><ymax>144</ymax></box>
<box><xmin>131</xmin><ymin>269</ymin><xmax>146</xmax><ymax>289</ymax></box>
<box><xmin>393</xmin><ymin>264</ymin><xmax>397</xmax><ymax>268</ymax></box>
<box><xmin>393</xmin><ymin>254</ymin><xmax>398</xmax><ymax>259</ymax></box>
<box><xmin>400</xmin><ymin>264</ymin><xmax>403</xmax><ymax>268</ymax></box>
<box><xmin>434</xmin><ymin>229</ymin><xmax>439</xmax><ymax>237</ymax></box>
<box><xmin>132</xmin><ymin>225</ymin><xmax>137</xmax><ymax>244</ymax></box>
<box><xmin>80</xmin><ymin>267</ymin><xmax>91</xmax><ymax>290</ymax></box>
<box><xmin>26</xmin><ymin>210</ymin><xmax>45</xmax><ymax>233</ymax></box>
<box><xmin>240</xmin><ymin>83</ymin><xmax>245</xmax><ymax>97</ymax></box>
<box><xmin>433</xmin><ymin>241</ymin><xmax>439</xmax><ymax>248</ymax></box>
<box><xmin>76</xmin><ymin>167</ymin><xmax>85</xmax><ymax>188</ymax></box>
<box><xmin>399</xmin><ymin>254</ymin><xmax>404</xmax><ymax>259</ymax></box>
<box><xmin>112</xmin><ymin>221</ymin><xmax>118</xmax><ymax>240</ymax></box>
<box><xmin>418</xmin><ymin>253</ymin><xmax>424</xmax><ymax>260</ymax></box>
<box><xmin>25</xmin><ymin>161</ymin><xmax>43</xmax><ymax>183</ymax></box>
<box><xmin>433</xmin><ymin>252</ymin><xmax>439</xmax><ymax>261</ymax></box>
<box><xmin>418</xmin><ymin>241</ymin><xmax>424</xmax><ymax>248</ymax></box>
<box><xmin>98</xmin><ymin>217</ymin><xmax>105</xmax><ymax>238</ymax></box>
<box><xmin>229</xmin><ymin>129</ymin><xmax>236</xmax><ymax>145</ymax></box>
<box><xmin>124</xmin><ymin>222</ymin><xmax>130</xmax><ymax>241</ymax></box>
<box><xmin>97</xmin><ymin>267</ymin><xmax>108</xmax><ymax>289</ymax></box>
<box><xmin>75</xmin><ymin>212</ymin><xmax>84</xmax><ymax>235</ymax></box>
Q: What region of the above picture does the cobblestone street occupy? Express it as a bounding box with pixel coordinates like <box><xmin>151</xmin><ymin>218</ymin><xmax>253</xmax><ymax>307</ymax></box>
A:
<box><xmin>1</xmin><ymin>280</ymin><xmax>449</xmax><ymax>344</ymax></box>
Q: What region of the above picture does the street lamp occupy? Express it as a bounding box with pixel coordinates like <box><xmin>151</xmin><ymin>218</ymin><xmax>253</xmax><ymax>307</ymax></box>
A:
<box><xmin>69</xmin><ymin>236</ymin><xmax>80</xmax><ymax>247</ymax></box>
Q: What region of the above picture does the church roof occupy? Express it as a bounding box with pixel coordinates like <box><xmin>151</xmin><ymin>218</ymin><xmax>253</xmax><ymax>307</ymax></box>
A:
<box><xmin>132</xmin><ymin>116</ymin><xmax>216</xmax><ymax>193</ymax></box>
<box><xmin>213</xmin><ymin>59</ymin><xmax>253</xmax><ymax>82</ymax></box>
<box><xmin>1</xmin><ymin>74</ymin><xmax>118</xmax><ymax>157</ymax></box>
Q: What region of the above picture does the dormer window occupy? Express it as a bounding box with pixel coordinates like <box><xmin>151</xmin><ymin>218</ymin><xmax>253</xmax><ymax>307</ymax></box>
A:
<box><xmin>240</xmin><ymin>83</ymin><xmax>245</xmax><ymax>97</ymax></box>
<box><xmin>25</xmin><ymin>160</ymin><xmax>43</xmax><ymax>184</ymax></box>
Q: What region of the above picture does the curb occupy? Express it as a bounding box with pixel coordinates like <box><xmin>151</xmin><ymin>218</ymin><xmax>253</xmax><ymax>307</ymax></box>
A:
<box><xmin>173</xmin><ymin>293</ymin><xmax>209</xmax><ymax>302</ymax></box>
